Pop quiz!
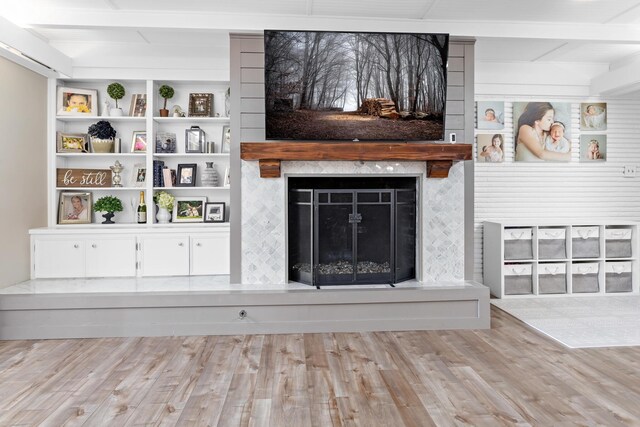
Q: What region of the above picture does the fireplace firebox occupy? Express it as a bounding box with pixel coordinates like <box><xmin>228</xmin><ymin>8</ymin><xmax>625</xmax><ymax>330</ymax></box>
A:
<box><xmin>288</xmin><ymin>177</ymin><xmax>417</xmax><ymax>286</ymax></box>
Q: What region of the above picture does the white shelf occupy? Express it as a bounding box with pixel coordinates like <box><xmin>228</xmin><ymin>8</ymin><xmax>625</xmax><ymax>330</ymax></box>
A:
<box><xmin>56</xmin><ymin>187</ymin><xmax>145</xmax><ymax>191</ymax></box>
<box><xmin>151</xmin><ymin>222</ymin><xmax>229</xmax><ymax>228</ymax></box>
<box><xmin>153</xmin><ymin>117</ymin><xmax>229</xmax><ymax>123</ymax></box>
<box><xmin>56</xmin><ymin>116</ymin><xmax>147</xmax><ymax>122</ymax></box>
<box><xmin>153</xmin><ymin>153</ymin><xmax>229</xmax><ymax>158</ymax></box>
<box><xmin>56</xmin><ymin>153</ymin><xmax>146</xmax><ymax>157</ymax></box>
<box><xmin>153</xmin><ymin>186</ymin><xmax>229</xmax><ymax>190</ymax></box>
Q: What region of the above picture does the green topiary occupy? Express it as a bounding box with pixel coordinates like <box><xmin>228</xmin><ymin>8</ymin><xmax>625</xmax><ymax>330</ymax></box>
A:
<box><xmin>158</xmin><ymin>85</ymin><xmax>175</xmax><ymax>110</ymax></box>
<box><xmin>94</xmin><ymin>195</ymin><xmax>124</xmax><ymax>213</ymax></box>
<box><xmin>107</xmin><ymin>82</ymin><xmax>125</xmax><ymax>108</ymax></box>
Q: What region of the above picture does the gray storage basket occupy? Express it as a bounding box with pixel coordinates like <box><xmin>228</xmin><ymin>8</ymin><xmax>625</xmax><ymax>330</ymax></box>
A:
<box><xmin>539</xmin><ymin>239</ymin><xmax>566</xmax><ymax>259</ymax></box>
<box><xmin>539</xmin><ymin>274</ymin><xmax>567</xmax><ymax>294</ymax></box>
<box><xmin>606</xmin><ymin>272</ymin><xmax>633</xmax><ymax>292</ymax></box>
<box><xmin>504</xmin><ymin>228</ymin><xmax>533</xmax><ymax>260</ymax></box>
<box><xmin>572</xmin><ymin>227</ymin><xmax>600</xmax><ymax>258</ymax></box>
<box><xmin>504</xmin><ymin>275</ymin><xmax>533</xmax><ymax>295</ymax></box>
<box><xmin>572</xmin><ymin>274</ymin><xmax>599</xmax><ymax>293</ymax></box>
<box><xmin>606</xmin><ymin>240</ymin><xmax>632</xmax><ymax>258</ymax></box>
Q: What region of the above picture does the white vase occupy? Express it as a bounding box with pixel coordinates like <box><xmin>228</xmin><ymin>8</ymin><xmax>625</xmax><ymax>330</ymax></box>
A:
<box><xmin>110</xmin><ymin>108</ymin><xmax>123</xmax><ymax>117</ymax></box>
<box><xmin>157</xmin><ymin>207</ymin><xmax>171</xmax><ymax>224</ymax></box>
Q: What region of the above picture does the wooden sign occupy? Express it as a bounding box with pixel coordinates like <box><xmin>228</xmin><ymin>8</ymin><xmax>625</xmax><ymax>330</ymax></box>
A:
<box><xmin>56</xmin><ymin>169</ymin><xmax>112</xmax><ymax>187</ymax></box>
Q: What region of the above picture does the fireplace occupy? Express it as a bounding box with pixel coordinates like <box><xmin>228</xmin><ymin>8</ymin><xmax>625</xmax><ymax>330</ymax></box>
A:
<box><xmin>288</xmin><ymin>177</ymin><xmax>417</xmax><ymax>286</ymax></box>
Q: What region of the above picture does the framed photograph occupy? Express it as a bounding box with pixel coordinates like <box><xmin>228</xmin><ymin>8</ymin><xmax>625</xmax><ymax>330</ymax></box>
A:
<box><xmin>177</xmin><ymin>163</ymin><xmax>197</xmax><ymax>187</ymax></box>
<box><xmin>131</xmin><ymin>131</ymin><xmax>147</xmax><ymax>153</ymax></box>
<box><xmin>132</xmin><ymin>163</ymin><xmax>146</xmax><ymax>187</ymax></box>
<box><xmin>56</xmin><ymin>132</ymin><xmax>87</xmax><ymax>153</ymax></box>
<box><xmin>188</xmin><ymin>93</ymin><xmax>214</xmax><ymax>117</ymax></box>
<box><xmin>476</xmin><ymin>134</ymin><xmax>505</xmax><ymax>163</ymax></box>
<box><xmin>476</xmin><ymin>101</ymin><xmax>505</xmax><ymax>130</ymax></box>
<box><xmin>221</xmin><ymin>126</ymin><xmax>231</xmax><ymax>153</ymax></box>
<box><xmin>58</xmin><ymin>191</ymin><xmax>92</xmax><ymax>224</ymax></box>
<box><xmin>580</xmin><ymin>102</ymin><xmax>607</xmax><ymax>131</ymax></box>
<box><xmin>513</xmin><ymin>101</ymin><xmax>571</xmax><ymax>162</ymax></box>
<box><xmin>129</xmin><ymin>93</ymin><xmax>147</xmax><ymax>117</ymax></box>
<box><xmin>57</xmin><ymin>87</ymin><xmax>98</xmax><ymax>116</ymax></box>
<box><xmin>580</xmin><ymin>134</ymin><xmax>606</xmax><ymax>161</ymax></box>
<box><xmin>173</xmin><ymin>197</ymin><xmax>206</xmax><ymax>222</ymax></box>
<box><xmin>185</xmin><ymin>126</ymin><xmax>205</xmax><ymax>153</ymax></box>
<box><xmin>204</xmin><ymin>202</ymin><xmax>225</xmax><ymax>223</ymax></box>
<box><xmin>223</xmin><ymin>167</ymin><xmax>230</xmax><ymax>187</ymax></box>
<box><xmin>155</xmin><ymin>132</ymin><xmax>176</xmax><ymax>153</ymax></box>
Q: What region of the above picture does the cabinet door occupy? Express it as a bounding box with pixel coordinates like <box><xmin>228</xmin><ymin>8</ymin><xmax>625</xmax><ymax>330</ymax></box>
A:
<box><xmin>86</xmin><ymin>237</ymin><xmax>137</xmax><ymax>278</ymax></box>
<box><xmin>139</xmin><ymin>235</ymin><xmax>189</xmax><ymax>276</ymax></box>
<box><xmin>34</xmin><ymin>238</ymin><xmax>85</xmax><ymax>278</ymax></box>
<box><xmin>191</xmin><ymin>234</ymin><xmax>230</xmax><ymax>275</ymax></box>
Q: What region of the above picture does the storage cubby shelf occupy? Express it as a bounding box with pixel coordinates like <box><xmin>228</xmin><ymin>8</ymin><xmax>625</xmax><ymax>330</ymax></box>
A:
<box><xmin>153</xmin><ymin>117</ymin><xmax>229</xmax><ymax>123</ymax></box>
<box><xmin>56</xmin><ymin>187</ymin><xmax>143</xmax><ymax>191</ymax></box>
<box><xmin>153</xmin><ymin>153</ymin><xmax>229</xmax><ymax>158</ymax></box>
<box><xmin>56</xmin><ymin>153</ymin><xmax>146</xmax><ymax>158</ymax></box>
<box><xmin>56</xmin><ymin>116</ymin><xmax>146</xmax><ymax>122</ymax></box>
<box><xmin>484</xmin><ymin>221</ymin><xmax>640</xmax><ymax>298</ymax></box>
<box><xmin>153</xmin><ymin>187</ymin><xmax>229</xmax><ymax>190</ymax></box>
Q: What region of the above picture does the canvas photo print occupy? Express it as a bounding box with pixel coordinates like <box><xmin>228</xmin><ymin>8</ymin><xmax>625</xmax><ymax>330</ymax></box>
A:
<box><xmin>513</xmin><ymin>101</ymin><xmax>571</xmax><ymax>162</ymax></box>
<box><xmin>476</xmin><ymin>134</ymin><xmax>505</xmax><ymax>163</ymax></box>
<box><xmin>580</xmin><ymin>102</ymin><xmax>606</xmax><ymax>131</ymax></box>
<box><xmin>580</xmin><ymin>134</ymin><xmax>606</xmax><ymax>161</ymax></box>
<box><xmin>477</xmin><ymin>101</ymin><xmax>504</xmax><ymax>130</ymax></box>
<box><xmin>156</xmin><ymin>132</ymin><xmax>176</xmax><ymax>153</ymax></box>
<box><xmin>264</xmin><ymin>30</ymin><xmax>449</xmax><ymax>141</ymax></box>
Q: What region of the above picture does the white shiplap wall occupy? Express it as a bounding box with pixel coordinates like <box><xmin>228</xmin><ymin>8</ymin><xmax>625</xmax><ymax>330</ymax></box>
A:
<box><xmin>473</xmin><ymin>96</ymin><xmax>640</xmax><ymax>282</ymax></box>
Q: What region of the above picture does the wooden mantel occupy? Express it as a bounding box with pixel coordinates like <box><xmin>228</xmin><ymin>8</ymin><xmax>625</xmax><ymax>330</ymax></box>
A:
<box><xmin>240</xmin><ymin>142</ymin><xmax>472</xmax><ymax>178</ymax></box>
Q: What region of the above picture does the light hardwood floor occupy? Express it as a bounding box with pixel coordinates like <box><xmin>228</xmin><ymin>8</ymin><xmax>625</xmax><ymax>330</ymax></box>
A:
<box><xmin>1</xmin><ymin>306</ymin><xmax>640</xmax><ymax>426</ymax></box>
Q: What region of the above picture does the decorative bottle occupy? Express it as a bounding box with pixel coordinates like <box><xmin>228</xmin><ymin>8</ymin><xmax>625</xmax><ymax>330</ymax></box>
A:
<box><xmin>137</xmin><ymin>191</ymin><xmax>147</xmax><ymax>224</ymax></box>
<box><xmin>200</xmin><ymin>162</ymin><xmax>219</xmax><ymax>187</ymax></box>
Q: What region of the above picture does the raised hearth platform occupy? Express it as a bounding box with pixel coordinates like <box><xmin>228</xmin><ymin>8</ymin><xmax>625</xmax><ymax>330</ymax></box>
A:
<box><xmin>0</xmin><ymin>277</ymin><xmax>489</xmax><ymax>339</ymax></box>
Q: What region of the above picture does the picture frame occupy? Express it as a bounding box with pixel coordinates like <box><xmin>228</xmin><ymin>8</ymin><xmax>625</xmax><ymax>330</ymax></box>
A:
<box><xmin>58</xmin><ymin>191</ymin><xmax>92</xmax><ymax>224</ymax></box>
<box><xmin>56</xmin><ymin>132</ymin><xmax>87</xmax><ymax>153</ymax></box>
<box><xmin>223</xmin><ymin>167</ymin><xmax>230</xmax><ymax>187</ymax></box>
<box><xmin>173</xmin><ymin>197</ymin><xmax>206</xmax><ymax>222</ymax></box>
<box><xmin>129</xmin><ymin>93</ymin><xmax>147</xmax><ymax>117</ymax></box>
<box><xmin>185</xmin><ymin>126</ymin><xmax>205</xmax><ymax>153</ymax></box>
<box><xmin>476</xmin><ymin>101</ymin><xmax>505</xmax><ymax>130</ymax></box>
<box><xmin>155</xmin><ymin>131</ymin><xmax>176</xmax><ymax>153</ymax></box>
<box><xmin>188</xmin><ymin>93</ymin><xmax>214</xmax><ymax>117</ymax></box>
<box><xmin>131</xmin><ymin>131</ymin><xmax>147</xmax><ymax>153</ymax></box>
<box><xmin>476</xmin><ymin>134</ymin><xmax>505</xmax><ymax>163</ymax></box>
<box><xmin>132</xmin><ymin>163</ymin><xmax>146</xmax><ymax>187</ymax></box>
<box><xmin>57</xmin><ymin>87</ymin><xmax>98</xmax><ymax>116</ymax></box>
<box><xmin>513</xmin><ymin>101</ymin><xmax>571</xmax><ymax>162</ymax></box>
<box><xmin>580</xmin><ymin>102</ymin><xmax>607</xmax><ymax>131</ymax></box>
<box><xmin>204</xmin><ymin>202</ymin><xmax>225</xmax><ymax>223</ymax></box>
<box><xmin>176</xmin><ymin>163</ymin><xmax>197</xmax><ymax>187</ymax></box>
<box><xmin>580</xmin><ymin>134</ymin><xmax>607</xmax><ymax>162</ymax></box>
<box><xmin>221</xmin><ymin>125</ymin><xmax>231</xmax><ymax>153</ymax></box>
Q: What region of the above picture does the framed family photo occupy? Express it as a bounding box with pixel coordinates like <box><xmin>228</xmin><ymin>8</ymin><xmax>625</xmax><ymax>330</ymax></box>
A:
<box><xmin>580</xmin><ymin>102</ymin><xmax>607</xmax><ymax>131</ymax></box>
<box><xmin>132</xmin><ymin>163</ymin><xmax>146</xmax><ymax>187</ymax></box>
<box><xmin>57</xmin><ymin>87</ymin><xmax>98</xmax><ymax>116</ymax></box>
<box><xmin>476</xmin><ymin>101</ymin><xmax>504</xmax><ymax>130</ymax></box>
<box><xmin>173</xmin><ymin>197</ymin><xmax>206</xmax><ymax>222</ymax></box>
<box><xmin>221</xmin><ymin>126</ymin><xmax>231</xmax><ymax>153</ymax></box>
<box><xmin>188</xmin><ymin>93</ymin><xmax>214</xmax><ymax>117</ymax></box>
<box><xmin>155</xmin><ymin>132</ymin><xmax>176</xmax><ymax>153</ymax></box>
<box><xmin>513</xmin><ymin>101</ymin><xmax>571</xmax><ymax>162</ymax></box>
<box><xmin>204</xmin><ymin>202</ymin><xmax>225</xmax><ymax>223</ymax></box>
<box><xmin>58</xmin><ymin>191</ymin><xmax>92</xmax><ymax>224</ymax></box>
<box><xmin>129</xmin><ymin>93</ymin><xmax>147</xmax><ymax>117</ymax></box>
<box><xmin>476</xmin><ymin>134</ymin><xmax>505</xmax><ymax>163</ymax></box>
<box><xmin>56</xmin><ymin>132</ymin><xmax>87</xmax><ymax>153</ymax></box>
<box><xmin>580</xmin><ymin>134</ymin><xmax>607</xmax><ymax>161</ymax></box>
<box><xmin>177</xmin><ymin>163</ymin><xmax>197</xmax><ymax>187</ymax></box>
<box><xmin>131</xmin><ymin>131</ymin><xmax>147</xmax><ymax>153</ymax></box>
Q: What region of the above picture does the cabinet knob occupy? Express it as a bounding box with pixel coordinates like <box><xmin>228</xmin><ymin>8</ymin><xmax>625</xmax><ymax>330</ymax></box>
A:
<box><xmin>178</xmin><ymin>242</ymin><xmax>184</xmax><ymax>247</ymax></box>
<box><xmin>73</xmin><ymin>244</ymin><xmax>79</xmax><ymax>249</ymax></box>
<box><xmin>196</xmin><ymin>243</ymin><xmax>202</xmax><ymax>247</ymax></box>
<box><xmin>92</xmin><ymin>244</ymin><xmax>97</xmax><ymax>248</ymax></box>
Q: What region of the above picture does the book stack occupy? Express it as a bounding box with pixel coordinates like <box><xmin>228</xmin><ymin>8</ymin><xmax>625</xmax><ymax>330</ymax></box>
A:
<box><xmin>153</xmin><ymin>160</ymin><xmax>165</xmax><ymax>187</ymax></box>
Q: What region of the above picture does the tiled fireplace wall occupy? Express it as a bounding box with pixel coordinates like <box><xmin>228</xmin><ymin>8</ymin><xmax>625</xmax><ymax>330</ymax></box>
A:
<box><xmin>231</xmin><ymin>34</ymin><xmax>474</xmax><ymax>285</ymax></box>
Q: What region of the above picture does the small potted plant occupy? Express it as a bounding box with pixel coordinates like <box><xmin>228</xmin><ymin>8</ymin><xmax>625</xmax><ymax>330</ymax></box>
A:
<box><xmin>107</xmin><ymin>82</ymin><xmax>126</xmax><ymax>116</ymax></box>
<box><xmin>153</xmin><ymin>191</ymin><xmax>175</xmax><ymax>223</ymax></box>
<box><xmin>87</xmin><ymin>120</ymin><xmax>117</xmax><ymax>153</ymax></box>
<box><xmin>94</xmin><ymin>195</ymin><xmax>123</xmax><ymax>224</ymax></box>
<box><xmin>158</xmin><ymin>84</ymin><xmax>174</xmax><ymax>117</ymax></box>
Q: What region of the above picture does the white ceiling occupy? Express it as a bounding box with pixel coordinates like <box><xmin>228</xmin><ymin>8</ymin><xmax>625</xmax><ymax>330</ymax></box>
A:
<box><xmin>3</xmin><ymin>0</ymin><xmax>640</xmax><ymax>91</ymax></box>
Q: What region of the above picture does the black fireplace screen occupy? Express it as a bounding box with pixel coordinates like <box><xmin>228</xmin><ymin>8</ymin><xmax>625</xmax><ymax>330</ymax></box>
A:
<box><xmin>289</xmin><ymin>178</ymin><xmax>416</xmax><ymax>286</ymax></box>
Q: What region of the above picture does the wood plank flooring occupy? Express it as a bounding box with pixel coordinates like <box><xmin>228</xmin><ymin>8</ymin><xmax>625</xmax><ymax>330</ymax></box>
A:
<box><xmin>1</xmin><ymin>306</ymin><xmax>640</xmax><ymax>426</ymax></box>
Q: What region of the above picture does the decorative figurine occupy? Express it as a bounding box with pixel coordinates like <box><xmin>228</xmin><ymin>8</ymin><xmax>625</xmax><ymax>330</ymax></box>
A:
<box><xmin>102</xmin><ymin>100</ymin><xmax>111</xmax><ymax>117</ymax></box>
<box><xmin>110</xmin><ymin>160</ymin><xmax>124</xmax><ymax>187</ymax></box>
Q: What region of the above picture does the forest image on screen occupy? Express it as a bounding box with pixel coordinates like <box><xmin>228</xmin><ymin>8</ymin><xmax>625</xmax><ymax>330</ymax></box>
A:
<box><xmin>264</xmin><ymin>30</ymin><xmax>448</xmax><ymax>141</ymax></box>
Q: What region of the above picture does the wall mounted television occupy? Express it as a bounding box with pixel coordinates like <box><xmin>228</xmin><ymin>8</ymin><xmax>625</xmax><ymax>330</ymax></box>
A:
<box><xmin>264</xmin><ymin>30</ymin><xmax>449</xmax><ymax>141</ymax></box>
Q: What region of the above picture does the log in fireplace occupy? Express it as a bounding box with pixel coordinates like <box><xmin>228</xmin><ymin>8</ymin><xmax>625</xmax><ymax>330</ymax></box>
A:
<box><xmin>288</xmin><ymin>177</ymin><xmax>417</xmax><ymax>286</ymax></box>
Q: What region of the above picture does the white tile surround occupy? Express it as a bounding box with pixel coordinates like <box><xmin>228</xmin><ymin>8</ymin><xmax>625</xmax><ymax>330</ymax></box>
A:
<box><xmin>241</xmin><ymin>159</ymin><xmax>465</xmax><ymax>285</ymax></box>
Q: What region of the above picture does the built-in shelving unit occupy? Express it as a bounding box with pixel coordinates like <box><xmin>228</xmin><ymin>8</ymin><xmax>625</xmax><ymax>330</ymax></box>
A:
<box><xmin>484</xmin><ymin>221</ymin><xmax>639</xmax><ymax>298</ymax></box>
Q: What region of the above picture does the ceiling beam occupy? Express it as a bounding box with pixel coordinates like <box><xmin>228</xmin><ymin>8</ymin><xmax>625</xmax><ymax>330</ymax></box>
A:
<box><xmin>590</xmin><ymin>57</ymin><xmax>640</xmax><ymax>96</ymax></box>
<box><xmin>0</xmin><ymin>17</ymin><xmax>72</xmax><ymax>76</ymax></box>
<box><xmin>11</xmin><ymin>9</ymin><xmax>640</xmax><ymax>44</ymax></box>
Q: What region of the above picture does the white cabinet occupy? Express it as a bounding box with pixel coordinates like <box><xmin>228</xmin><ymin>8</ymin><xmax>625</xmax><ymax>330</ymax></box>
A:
<box><xmin>85</xmin><ymin>237</ymin><xmax>137</xmax><ymax>277</ymax></box>
<box><xmin>484</xmin><ymin>221</ymin><xmax>639</xmax><ymax>298</ymax></box>
<box><xmin>32</xmin><ymin>235</ymin><xmax>136</xmax><ymax>278</ymax></box>
<box><xmin>139</xmin><ymin>235</ymin><xmax>190</xmax><ymax>277</ymax></box>
<box><xmin>34</xmin><ymin>238</ymin><xmax>85</xmax><ymax>278</ymax></box>
<box><xmin>191</xmin><ymin>233</ymin><xmax>230</xmax><ymax>275</ymax></box>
